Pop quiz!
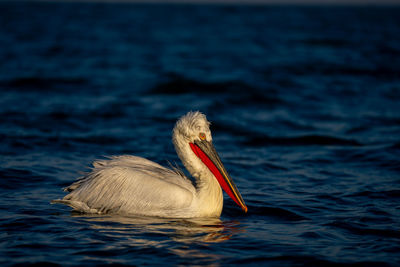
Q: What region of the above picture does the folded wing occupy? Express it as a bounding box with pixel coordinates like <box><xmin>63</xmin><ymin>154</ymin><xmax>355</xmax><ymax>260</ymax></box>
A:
<box><xmin>53</xmin><ymin>156</ymin><xmax>195</xmax><ymax>215</ymax></box>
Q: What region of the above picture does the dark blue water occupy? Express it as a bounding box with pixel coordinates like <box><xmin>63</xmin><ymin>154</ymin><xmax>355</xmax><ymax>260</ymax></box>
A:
<box><xmin>1</xmin><ymin>1</ymin><xmax>400</xmax><ymax>266</ymax></box>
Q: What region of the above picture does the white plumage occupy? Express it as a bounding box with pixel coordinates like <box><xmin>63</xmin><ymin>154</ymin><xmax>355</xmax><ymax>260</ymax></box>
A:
<box><xmin>52</xmin><ymin>111</ymin><xmax>247</xmax><ymax>218</ymax></box>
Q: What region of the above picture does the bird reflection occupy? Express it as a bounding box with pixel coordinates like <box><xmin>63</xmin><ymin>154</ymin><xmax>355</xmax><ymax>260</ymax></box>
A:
<box><xmin>70</xmin><ymin>213</ymin><xmax>244</xmax><ymax>263</ymax></box>
<box><xmin>73</xmin><ymin>213</ymin><xmax>243</xmax><ymax>244</ymax></box>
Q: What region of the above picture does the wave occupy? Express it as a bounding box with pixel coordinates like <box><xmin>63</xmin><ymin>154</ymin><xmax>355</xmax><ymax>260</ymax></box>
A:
<box><xmin>223</xmin><ymin>202</ymin><xmax>308</xmax><ymax>221</ymax></box>
<box><xmin>146</xmin><ymin>74</ymin><xmax>283</xmax><ymax>106</ymax></box>
<box><xmin>1</xmin><ymin>76</ymin><xmax>89</xmax><ymax>92</ymax></box>
<box><xmin>148</xmin><ymin>74</ymin><xmax>254</xmax><ymax>95</ymax></box>
<box><xmin>301</xmin><ymin>38</ymin><xmax>349</xmax><ymax>48</ymax></box>
<box><xmin>345</xmin><ymin>190</ymin><xmax>400</xmax><ymax>199</ymax></box>
<box><xmin>326</xmin><ymin>221</ymin><xmax>400</xmax><ymax>239</ymax></box>
<box><xmin>390</xmin><ymin>142</ymin><xmax>400</xmax><ymax>150</ymax></box>
<box><xmin>0</xmin><ymin>168</ymin><xmax>47</xmax><ymax>190</ymax></box>
<box><xmin>277</xmin><ymin>62</ymin><xmax>400</xmax><ymax>80</ymax></box>
<box><xmin>244</xmin><ymin>134</ymin><xmax>362</xmax><ymax>147</ymax></box>
<box><xmin>229</xmin><ymin>254</ymin><xmax>392</xmax><ymax>266</ymax></box>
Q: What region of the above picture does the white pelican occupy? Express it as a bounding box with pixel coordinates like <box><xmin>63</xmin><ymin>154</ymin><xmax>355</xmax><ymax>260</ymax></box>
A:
<box><xmin>52</xmin><ymin>111</ymin><xmax>247</xmax><ymax>218</ymax></box>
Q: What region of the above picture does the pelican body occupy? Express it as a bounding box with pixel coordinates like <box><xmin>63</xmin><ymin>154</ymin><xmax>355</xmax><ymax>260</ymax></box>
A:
<box><xmin>52</xmin><ymin>112</ymin><xmax>247</xmax><ymax>218</ymax></box>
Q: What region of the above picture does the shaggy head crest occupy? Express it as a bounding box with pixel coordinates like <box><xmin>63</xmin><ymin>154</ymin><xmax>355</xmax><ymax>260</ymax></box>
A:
<box><xmin>173</xmin><ymin>111</ymin><xmax>211</xmax><ymax>142</ymax></box>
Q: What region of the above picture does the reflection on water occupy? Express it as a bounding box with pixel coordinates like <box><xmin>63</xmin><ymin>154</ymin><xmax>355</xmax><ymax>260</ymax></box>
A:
<box><xmin>71</xmin><ymin>214</ymin><xmax>244</xmax><ymax>262</ymax></box>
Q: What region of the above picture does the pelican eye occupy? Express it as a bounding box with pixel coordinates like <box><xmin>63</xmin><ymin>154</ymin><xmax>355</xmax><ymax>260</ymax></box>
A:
<box><xmin>199</xmin><ymin>132</ymin><xmax>206</xmax><ymax>140</ymax></box>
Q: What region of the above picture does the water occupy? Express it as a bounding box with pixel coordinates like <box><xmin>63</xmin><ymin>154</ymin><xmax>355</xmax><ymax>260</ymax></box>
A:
<box><xmin>1</xmin><ymin>1</ymin><xmax>400</xmax><ymax>266</ymax></box>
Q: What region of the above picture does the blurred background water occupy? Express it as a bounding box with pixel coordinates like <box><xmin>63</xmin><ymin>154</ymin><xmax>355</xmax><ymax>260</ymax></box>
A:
<box><xmin>1</xmin><ymin>1</ymin><xmax>400</xmax><ymax>266</ymax></box>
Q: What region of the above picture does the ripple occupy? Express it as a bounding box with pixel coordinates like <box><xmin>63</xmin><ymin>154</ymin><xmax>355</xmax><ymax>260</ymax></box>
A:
<box><xmin>149</xmin><ymin>75</ymin><xmax>253</xmax><ymax>95</ymax></box>
<box><xmin>345</xmin><ymin>190</ymin><xmax>400</xmax><ymax>199</ymax></box>
<box><xmin>0</xmin><ymin>168</ymin><xmax>47</xmax><ymax>190</ymax></box>
<box><xmin>246</xmin><ymin>205</ymin><xmax>309</xmax><ymax>222</ymax></box>
<box><xmin>325</xmin><ymin>221</ymin><xmax>400</xmax><ymax>239</ymax></box>
<box><xmin>229</xmin><ymin>255</ymin><xmax>340</xmax><ymax>265</ymax></box>
<box><xmin>1</xmin><ymin>76</ymin><xmax>89</xmax><ymax>92</ymax></box>
<box><xmin>12</xmin><ymin>262</ymin><xmax>61</xmax><ymax>267</ymax></box>
<box><xmin>244</xmin><ymin>134</ymin><xmax>362</xmax><ymax>147</ymax></box>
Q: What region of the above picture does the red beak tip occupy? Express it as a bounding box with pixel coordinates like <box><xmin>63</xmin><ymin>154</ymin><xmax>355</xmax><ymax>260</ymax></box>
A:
<box><xmin>243</xmin><ymin>206</ymin><xmax>248</xmax><ymax>213</ymax></box>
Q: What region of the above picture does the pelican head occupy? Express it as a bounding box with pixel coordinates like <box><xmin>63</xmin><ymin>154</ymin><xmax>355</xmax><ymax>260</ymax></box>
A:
<box><xmin>172</xmin><ymin>111</ymin><xmax>248</xmax><ymax>213</ymax></box>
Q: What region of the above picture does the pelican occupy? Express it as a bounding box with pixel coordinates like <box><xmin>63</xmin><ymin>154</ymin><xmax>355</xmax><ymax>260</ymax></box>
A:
<box><xmin>52</xmin><ymin>111</ymin><xmax>247</xmax><ymax>218</ymax></box>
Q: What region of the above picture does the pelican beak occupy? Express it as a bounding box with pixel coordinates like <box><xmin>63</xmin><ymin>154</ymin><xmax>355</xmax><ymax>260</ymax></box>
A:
<box><xmin>190</xmin><ymin>140</ymin><xmax>248</xmax><ymax>213</ymax></box>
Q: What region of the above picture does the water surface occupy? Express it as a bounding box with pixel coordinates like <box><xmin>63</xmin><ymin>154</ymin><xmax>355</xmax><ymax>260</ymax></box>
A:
<box><xmin>1</xmin><ymin>2</ymin><xmax>399</xmax><ymax>266</ymax></box>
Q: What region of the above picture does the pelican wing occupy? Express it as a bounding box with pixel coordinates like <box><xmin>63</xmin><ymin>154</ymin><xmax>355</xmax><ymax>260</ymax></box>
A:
<box><xmin>55</xmin><ymin>156</ymin><xmax>196</xmax><ymax>215</ymax></box>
